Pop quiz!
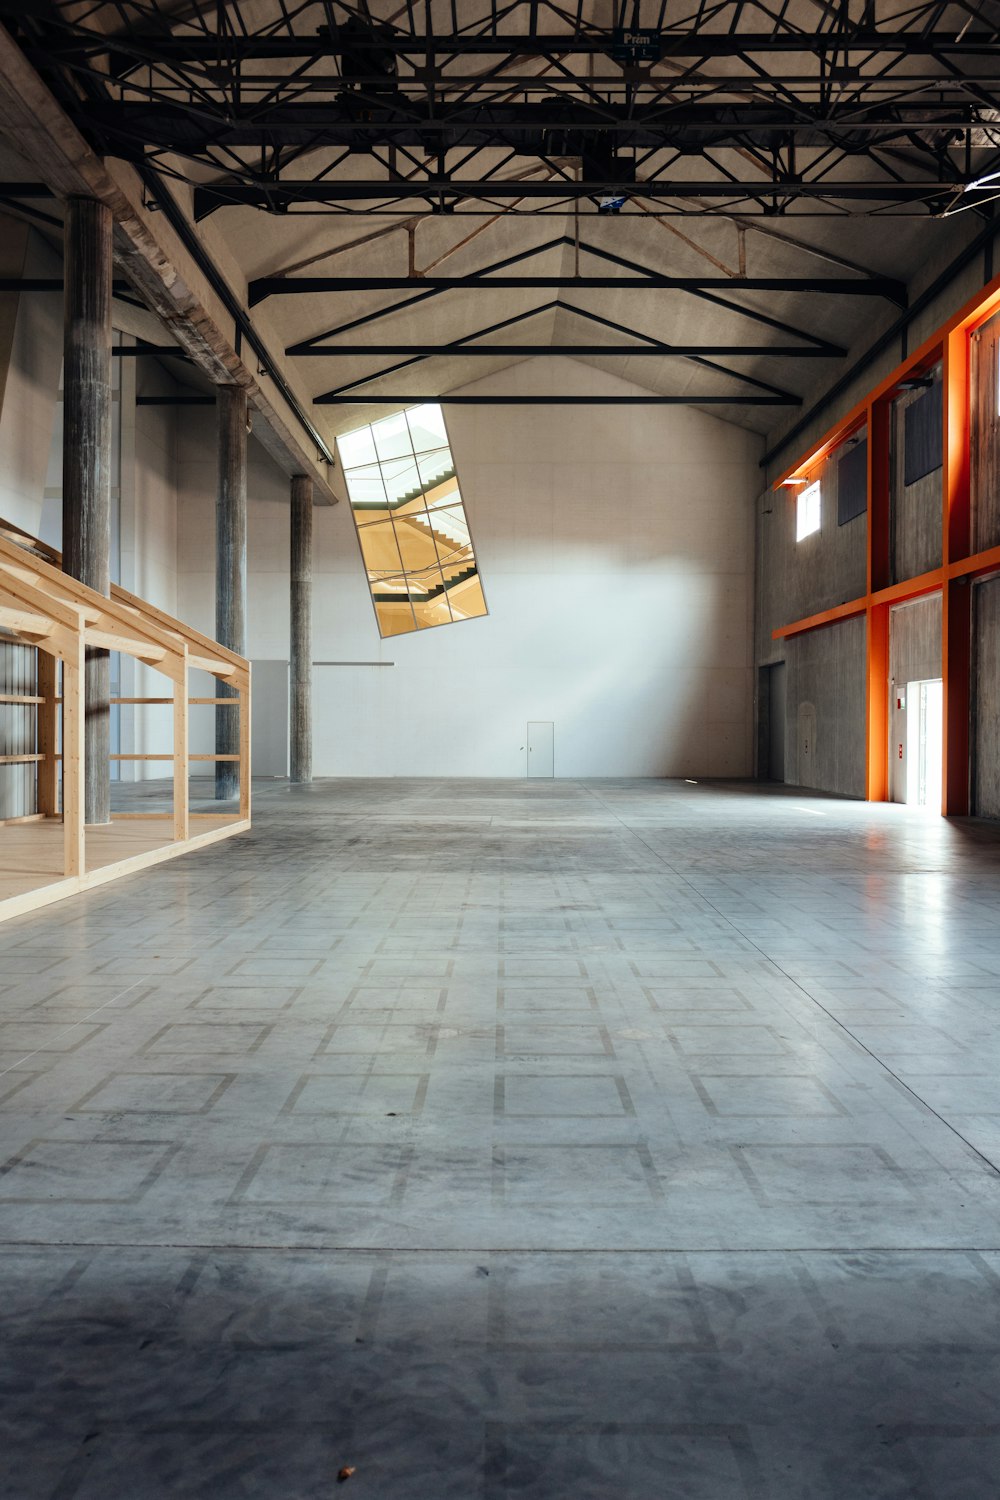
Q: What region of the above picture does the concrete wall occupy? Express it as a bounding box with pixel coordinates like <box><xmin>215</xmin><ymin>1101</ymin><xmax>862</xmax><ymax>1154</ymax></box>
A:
<box><xmin>974</xmin><ymin>576</ymin><xmax>1000</xmax><ymax>818</ymax></box>
<box><xmin>0</xmin><ymin>223</ymin><xmax>62</xmax><ymax>538</ymax></box>
<box><xmin>782</xmin><ymin>616</ymin><xmax>866</xmax><ymax>797</ymax></box>
<box><xmin>891</xmin><ymin>381</ymin><xmax>942</xmax><ymax>583</ymax></box>
<box><xmin>757</xmin><ymin>432</ymin><xmax>867</xmax><ymax>662</ymax></box>
<box><xmin>179</xmin><ymin>358</ymin><xmax>761</xmax><ymax>778</ymax></box>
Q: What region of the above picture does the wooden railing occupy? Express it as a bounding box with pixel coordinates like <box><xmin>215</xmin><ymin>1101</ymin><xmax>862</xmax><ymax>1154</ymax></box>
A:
<box><xmin>0</xmin><ymin>522</ymin><xmax>250</xmax><ymax>876</ymax></box>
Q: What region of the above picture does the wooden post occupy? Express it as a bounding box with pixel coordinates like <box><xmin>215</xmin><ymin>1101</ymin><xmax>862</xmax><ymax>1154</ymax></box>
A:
<box><xmin>62</xmin><ymin>197</ymin><xmax>112</xmax><ymax>826</ymax></box>
<box><xmin>62</xmin><ymin>638</ymin><xmax>85</xmax><ymax>877</ymax></box>
<box><xmin>173</xmin><ymin>649</ymin><xmax>189</xmax><ymax>841</ymax></box>
<box><xmin>290</xmin><ymin>474</ymin><xmax>313</xmax><ymax>782</ymax></box>
<box><xmin>215</xmin><ymin>386</ymin><xmax>247</xmax><ymax>801</ymax></box>
<box><xmin>239</xmin><ymin>672</ymin><xmax>252</xmax><ymax>821</ymax></box>
<box><xmin>36</xmin><ymin>650</ymin><xmax>58</xmax><ymax>816</ymax></box>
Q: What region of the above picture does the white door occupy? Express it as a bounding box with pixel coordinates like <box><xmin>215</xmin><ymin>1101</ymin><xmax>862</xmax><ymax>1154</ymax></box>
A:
<box><xmin>527</xmin><ymin>721</ymin><xmax>554</xmax><ymax>778</ymax></box>
<box><xmin>797</xmin><ymin>702</ymin><xmax>816</xmax><ymax>785</ymax></box>
<box><xmin>906</xmin><ymin>678</ymin><xmax>943</xmax><ymax>810</ymax></box>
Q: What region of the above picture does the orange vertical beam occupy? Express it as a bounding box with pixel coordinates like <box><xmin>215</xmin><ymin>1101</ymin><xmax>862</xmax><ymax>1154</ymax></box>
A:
<box><xmin>943</xmin><ymin>581</ymin><xmax>972</xmax><ymax>816</ymax></box>
<box><xmin>944</xmin><ymin>325</ymin><xmax>971</xmax><ymax>565</ymax></box>
<box><xmin>866</xmin><ymin>603</ymin><xmax>890</xmax><ymax>801</ymax></box>
<box><xmin>865</xmin><ymin>398</ymin><xmax>892</xmax><ymax>800</ymax></box>
<box><xmin>943</xmin><ymin>325</ymin><xmax>972</xmax><ymax>815</ymax></box>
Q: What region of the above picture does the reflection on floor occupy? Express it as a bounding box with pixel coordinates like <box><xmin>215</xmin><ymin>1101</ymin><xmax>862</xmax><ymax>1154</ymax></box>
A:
<box><xmin>2</xmin><ymin>777</ymin><xmax>1000</xmax><ymax>1497</ymax></box>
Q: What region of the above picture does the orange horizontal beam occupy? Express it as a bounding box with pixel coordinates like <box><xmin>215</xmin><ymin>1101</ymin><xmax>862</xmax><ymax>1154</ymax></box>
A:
<box><xmin>949</xmin><ymin>542</ymin><xmax>1000</xmax><ymax>582</ymax></box>
<box><xmin>772</xmin><ymin>596</ymin><xmax>866</xmax><ymax>640</ymax></box>
<box><xmin>774</xmin><ymin>539</ymin><xmax>1000</xmax><ymax>643</ymax></box>
<box><xmin>871</xmin><ymin>567</ymin><xmax>945</xmax><ymax>609</ymax></box>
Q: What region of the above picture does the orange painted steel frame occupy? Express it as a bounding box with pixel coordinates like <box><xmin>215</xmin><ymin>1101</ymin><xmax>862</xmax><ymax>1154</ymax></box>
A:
<box><xmin>772</xmin><ymin>267</ymin><xmax>1000</xmax><ymax>816</ymax></box>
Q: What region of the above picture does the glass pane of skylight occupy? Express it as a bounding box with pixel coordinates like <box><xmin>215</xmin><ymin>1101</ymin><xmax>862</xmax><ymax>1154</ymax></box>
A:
<box><xmin>336</xmin><ymin>403</ymin><xmax>487</xmax><ymax>639</ymax></box>
<box><xmin>406</xmin><ymin>404</ymin><xmax>449</xmax><ymax>453</ymax></box>
<box><xmin>338</xmin><ymin>425</ymin><xmax>378</xmax><ymax>469</ymax></box>
<box><xmin>372</xmin><ymin>410</ymin><xmax>414</xmax><ymax>462</ymax></box>
<box><xmin>345</xmin><ymin>472</ymin><xmax>388</xmax><ymax>509</ymax></box>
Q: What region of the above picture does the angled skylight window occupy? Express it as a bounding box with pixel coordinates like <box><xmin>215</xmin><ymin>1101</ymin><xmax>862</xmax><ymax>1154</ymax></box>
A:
<box><xmin>338</xmin><ymin>404</ymin><xmax>487</xmax><ymax>638</ymax></box>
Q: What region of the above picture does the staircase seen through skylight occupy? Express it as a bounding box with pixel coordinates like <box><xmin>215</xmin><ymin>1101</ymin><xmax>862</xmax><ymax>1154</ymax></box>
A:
<box><xmin>338</xmin><ymin>404</ymin><xmax>487</xmax><ymax>638</ymax></box>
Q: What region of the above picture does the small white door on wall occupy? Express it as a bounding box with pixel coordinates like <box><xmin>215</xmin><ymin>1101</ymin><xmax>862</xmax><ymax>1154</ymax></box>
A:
<box><xmin>797</xmin><ymin>702</ymin><xmax>816</xmax><ymax>784</ymax></box>
<box><xmin>527</xmin><ymin>721</ymin><xmax>554</xmax><ymax>778</ymax></box>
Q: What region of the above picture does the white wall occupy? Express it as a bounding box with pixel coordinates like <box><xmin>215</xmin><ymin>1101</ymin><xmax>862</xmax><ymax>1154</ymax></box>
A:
<box><xmin>0</xmin><ymin>225</ymin><xmax>62</xmax><ymax>537</ymax></box>
<box><xmin>180</xmin><ymin>358</ymin><xmax>760</xmax><ymax>779</ymax></box>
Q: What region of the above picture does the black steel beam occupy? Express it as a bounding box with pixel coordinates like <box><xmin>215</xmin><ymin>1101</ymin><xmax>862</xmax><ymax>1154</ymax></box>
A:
<box><xmin>292</xmin><ymin>343</ymin><xmax>830</xmax><ymax>358</ymax></box>
<box><xmin>198</xmin><ymin>180</ymin><xmax>954</xmax><ymax>217</ymax></box>
<box><xmin>78</xmin><ymin>99</ymin><xmax>984</xmax><ymax>152</ymax></box>
<box><xmin>316</xmin><ymin>394</ymin><xmax>801</xmax><ymax>406</ymax></box>
<box><xmin>111</xmin><ymin>344</ymin><xmax>189</xmax><ymax>358</ymax></box>
<box><xmin>136</xmin><ymin>395</ymin><xmax>215</xmax><ymax>405</ymax></box>
<box><xmin>0</xmin><ymin>183</ymin><xmax>54</xmax><ymax>198</ymax></box>
<box><xmin>0</xmin><ymin>277</ymin><xmax>131</xmax><ymax>292</ymax></box>
<box><xmin>138</xmin><ymin>170</ymin><xmax>335</xmax><ymax>464</ymax></box>
<box><xmin>49</xmin><ymin>32</ymin><xmax>1000</xmax><ymax>62</ymax></box>
<box><xmin>252</xmin><ymin>274</ymin><xmax>904</xmax><ymax>301</ymax></box>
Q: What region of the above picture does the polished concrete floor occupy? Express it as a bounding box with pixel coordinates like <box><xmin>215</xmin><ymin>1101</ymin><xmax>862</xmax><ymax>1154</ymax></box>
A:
<box><xmin>3</xmin><ymin>777</ymin><xmax>1000</xmax><ymax>1497</ymax></box>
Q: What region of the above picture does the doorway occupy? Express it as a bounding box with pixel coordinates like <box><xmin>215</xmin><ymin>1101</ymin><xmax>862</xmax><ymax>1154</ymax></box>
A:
<box><xmin>891</xmin><ymin>677</ymin><xmax>943</xmax><ymax>809</ymax></box>
<box><xmin>758</xmin><ymin>662</ymin><xmax>786</xmax><ymax>781</ymax></box>
<box><xmin>906</xmin><ymin>678</ymin><xmax>943</xmax><ymax>810</ymax></box>
<box><xmin>526</xmin><ymin>721</ymin><xmax>554</xmax><ymax>778</ymax></box>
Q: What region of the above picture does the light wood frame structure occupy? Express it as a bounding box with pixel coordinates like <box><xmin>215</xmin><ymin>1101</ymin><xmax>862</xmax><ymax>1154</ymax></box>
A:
<box><xmin>0</xmin><ymin>518</ymin><xmax>250</xmax><ymax>922</ymax></box>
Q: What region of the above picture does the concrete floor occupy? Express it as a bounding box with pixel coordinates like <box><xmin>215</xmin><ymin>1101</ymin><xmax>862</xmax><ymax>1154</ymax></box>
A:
<box><xmin>3</xmin><ymin>777</ymin><xmax>1000</xmax><ymax>1497</ymax></box>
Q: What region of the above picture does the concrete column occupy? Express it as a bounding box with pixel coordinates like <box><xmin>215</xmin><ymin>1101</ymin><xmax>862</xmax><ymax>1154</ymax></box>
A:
<box><xmin>290</xmin><ymin>475</ymin><xmax>313</xmax><ymax>783</ymax></box>
<box><xmin>216</xmin><ymin>385</ymin><xmax>247</xmax><ymax>801</ymax></box>
<box><xmin>62</xmin><ymin>197</ymin><xmax>112</xmax><ymax>826</ymax></box>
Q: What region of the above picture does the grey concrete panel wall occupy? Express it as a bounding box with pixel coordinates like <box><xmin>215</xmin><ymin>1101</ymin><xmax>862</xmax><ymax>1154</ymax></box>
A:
<box><xmin>972</xmin><ymin>312</ymin><xmax>1000</xmax><ymax>552</ymax></box>
<box><xmin>973</xmin><ymin>577</ymin><xmax>1000</xmax><ymax>818</ymax></box>
<box><xmin>784</xmin><ymin>615</ymin><xmax>866</xmax><ymax>797</ymax></box>
<box><xmin>756</xmin><ymin>432</ymin><xmax>867</xmax><ymax>663</ymax></box>
<box><xmin>0</xmin><ymin>642</ymin><xmax>37</xmax><ymax>819</ymax></box>
<box><xmin>889</xmin><ymin>594</ymin><xmax>942</xmax><ymax>690</ymax></box>
<box><xmin>891</xmin><ymin>383</ymin><xmax>942</xmax><ymax>582</ymax></box>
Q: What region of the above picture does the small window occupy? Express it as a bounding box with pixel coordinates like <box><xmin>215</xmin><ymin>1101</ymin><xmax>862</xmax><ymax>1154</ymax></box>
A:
<box><xmin>796</xmin><ymin>480</ymin><xmax>821</xmax><ymax>541</ymax></box>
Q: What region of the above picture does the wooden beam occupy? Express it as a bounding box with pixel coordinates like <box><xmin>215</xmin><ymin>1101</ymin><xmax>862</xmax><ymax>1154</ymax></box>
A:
<box><xmin>62</xmin><ymin>635</ymin><xmax>84</xmax><ymax>874</ymax></box>
<box><xmin>0</xmin><ymin>605</ymin><xmax>56</xmax><ymax>639</ymax></box>
<box><xmin>173</xmin><ymin>652</ymin><xmax>189</xmax><ymax>842</ymax></box>
<box><xmin>36</xmin><ymin>652</ymin><xmax>58</xmax><ymax>819</ymax></box>
<box><xmin>239</xmin><ymin>676</ymin><xmax>252</xmax><ymax>821</ymax></box>
<box><xmin>85</xmin><ymin>628</ymin><xmax>167</xmax><ymax>663</ymax></box>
